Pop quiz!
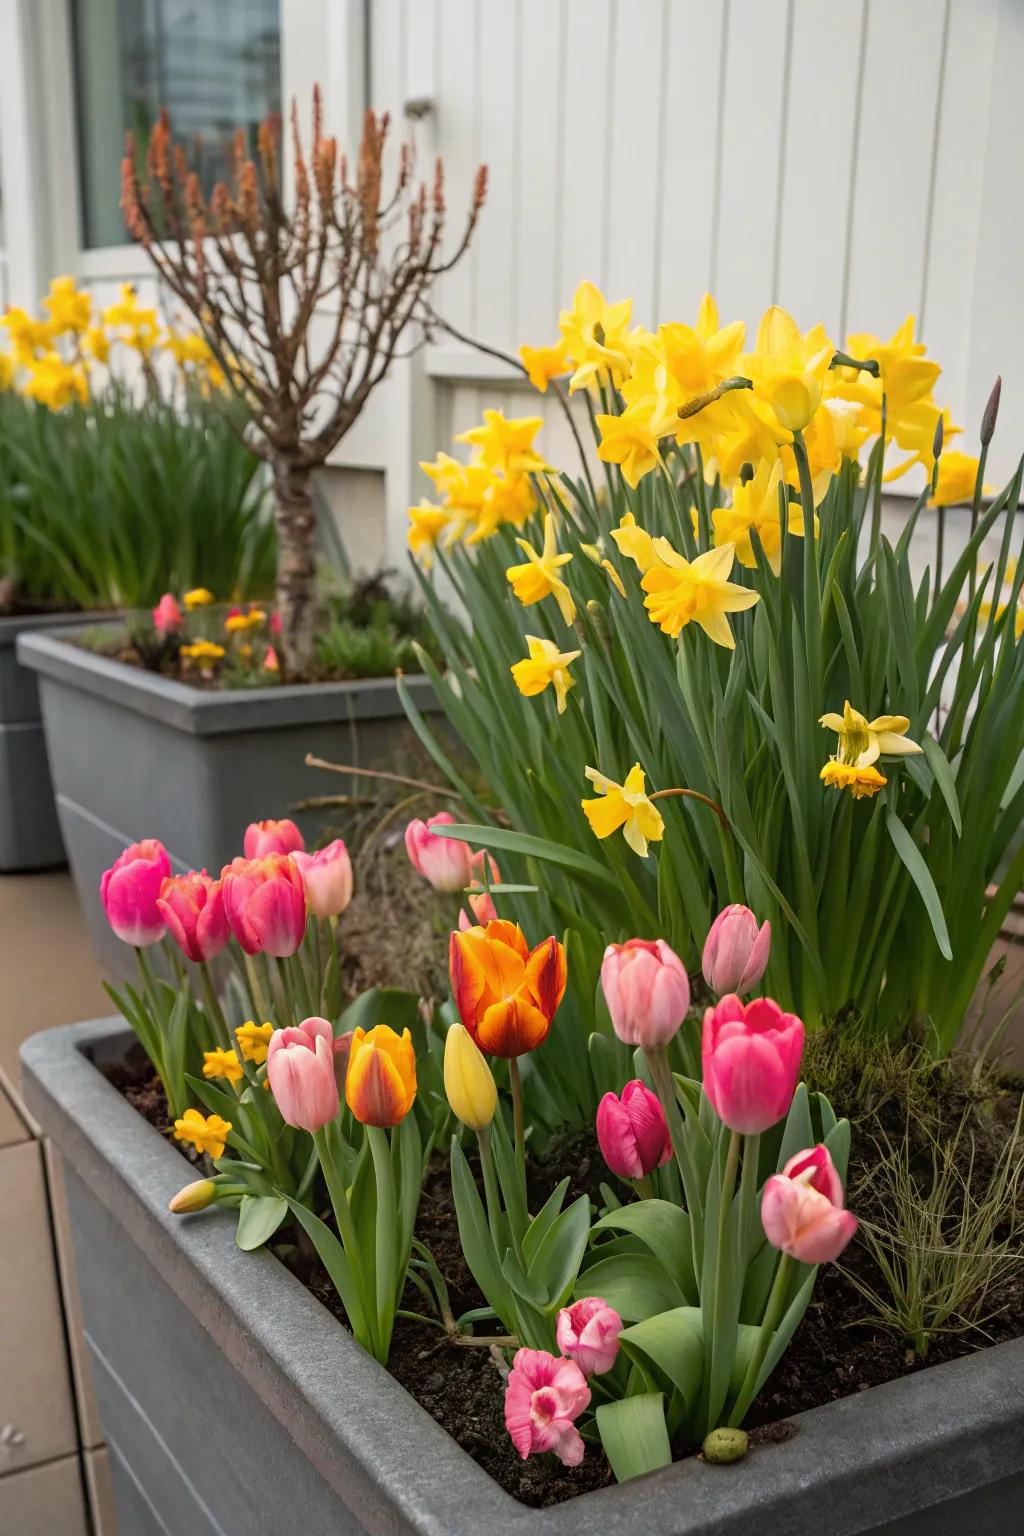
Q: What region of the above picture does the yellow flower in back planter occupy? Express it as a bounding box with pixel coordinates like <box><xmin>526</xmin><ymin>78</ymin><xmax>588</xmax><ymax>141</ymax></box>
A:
<box><xmin>181</xmin><ymin>641</ymin><xmax>226</xmax><ymax>664</ymax></box>
<box><xmin>42</xmin><ymin>275</ymin><xmax>92</xmax><ymax>335</ymax></box>
<box><xmin>202</xmin><ymin>1047</ymin><xmax>244</xmax><ymax>1086</ymax></box>
<box><xmin>506</xmin><ymin>513</ymin><xmax>576</xmax><ymax>625</ymax></box>
<box><xmin>183</xmin><ymin>587</ymin><xmax>215</xmax><ymax>609</ymax></box>
<box><xmin>22</xmin><ymin>352</ymin><xmax>88</xmax><ymax>410</ymax></box>
<box><xmin>744</xmin><ymin>307</ymin><xmax>833</xmax><ymax>433</ymax></box>
<box><xmin>641</xmin><ymin>541</ymin><xmax>758</xmax><ymax>648</ymax></box>
<box><xmin>582</xmin><ymin>763</ymin><xmax>665</xmax><ymax>858</ymax></box>
<box><xmin>236</xmin><ymin>1020</ymin><xmax>274</xmax><ymax>1065</ymax></box>
<box><xmin>511</xmin><ymin>636</ymin><xmax>581</xmax><ymax>714</ymax></box>
<box><xmin>519</xmin><ymin>341</ymin><xmax>570</xmax><ymax>393</ymax></box>
<box><xmin>173</xmin><ymin>1108</ymin><xmax>232</xmax><ymax>1159</ymax></box>
<box><xmin>456</xmin><ymin>409</ymin><xmax>548</xmax><ymax>476</ymax></box>
<box><xmin>407</xmin><ymin>501</ymin><xmax>450</xmax><ymax>566</ymax></box>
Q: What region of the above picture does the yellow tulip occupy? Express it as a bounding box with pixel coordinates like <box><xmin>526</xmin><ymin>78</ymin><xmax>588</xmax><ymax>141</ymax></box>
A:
<box><xmin>582</xmin><ymin>763</ymin><xmax>665</xmax><ymax>858</ymax></box>
<box><xmin>168</xmin><ymin>1178</ymin><xmax>218</xmax><ymax>1214</ymax></box>
<box><xmin>443</xmin><ymin>1023</ymin><xmax>497</xmax><ymax>1131</ymax></box>
<box><xmin>506</xmin><ymin>513</ymin><xmax>576</xmax><ymax>625</ymax></box>
<box><xmin>641</xmin><ymin>541</ymin><xmax>759</xmax><ymax>648</ymax></box>
<box><xmin>743</xmin><ymin>307</ymin><xmax>833</xmax><ymax>433</ymax></box>
<box><xmin>511</xmin><ymin>636</ymin><xmax>581</xmax><ymax>714</ymax></box>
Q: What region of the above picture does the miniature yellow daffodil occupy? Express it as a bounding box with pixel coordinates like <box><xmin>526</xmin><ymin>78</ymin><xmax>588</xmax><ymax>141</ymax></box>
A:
<box><xmin>22</xmin><ymin>352</ymin><xmax>88</xmax><ymax>410</ymax></box>
<box><xmin>183</xmin><ymin>587</ymin><xmax>215</xmax><ymax>609</ymax></box>
<box><xmin>703</xmin><ymin>391</ymin><xmax>791</xmax><ymax>488</ymax></box>
<box><xmin>84</xmin><ymin>325</ymin><xmax>110</xmax><ymax>364</ymax></box>
<box><xmin>744</xmin><ymin>307</ymin><xmax>833</xmax><ymax>433</ymax></box>
<box><xmin>456</xmin><ymin>409</ymin><xmax>548</xmax><ymax>476</ymax></box>
<box><xmin>595</xmin><ymin>406</ymin><xmax>663</xmax><ymax>487</ymax></box>
<box><xmin>202</xmin><ymin>1047</ymin><xmax>244</xmax><ymax>1085</ymax></box>
<box><xmin>172</xmin><ymin>1107</ymin><xmax>232</xmax><ymax>1158</ymax></box>
<box><xmin>2</xmin><ymin>306</ymin><xmax>56</xmax><ymax>365</ymax></box>
<box><xmin>610</xmin><ymin>512</ymin><xmax>661</xmax><ymax>574</ymax></box>
<box><xmin>235</xmin><ymin>1021</ymin><xmax>274</xmax><ymax>1065</ymax></box>
<box><xmin>42</xmin><ymin>276</ymin><xmax>93</xmax><ymax>335</ymax></box>
<box><xmin>559</xmin><ymin>280</ymin><xmax>636</xmax><ymax>394</ymax></box>
<box><xmin>928</xmin><ymin>451</ymin><xmax>993</xmax><ymax>508</ymax></box>
<box><xmin>819</xmin><ymin>760</ymin><xmax>888</xmax><ymax>800</ymax></box>
<box><xmin>469</xmin><ymin>472</ymin><xmax>536</xmax><ymax>542</ymax></box>
<box><xmin>103</xmin><ymin>283</ymin><xmax>160</xmax><ymax>354</ymax></box>
<box><xmin>641</xmin><ymin>540</ymin><xmax>759</xmax><ymax>648</ymax></box>
<box><xmin>712</xmin><ymin>459</ymin><xmax>809</xmax><ymax>574</ymax></box>
<box><xmin>819</xmin><ymin>700</ymin><xmax>923</xmax><ymax>769</ymax></box>
<box><xmin>506</xmin><ymin>513</ymin><xmax>576</xmax><ymax>625</ymax></box>
<box><xmin>519</xmin><ymin>341</ymin><xmax>571</xmax><ymax>393</ymax></box>
<box><xmin>180</xmin><ymin>640</ymin><xmax>226</xmax><ymax>663</ymax></box>
<box><xmin>821</xmin><ymin>398</ymin><xmax>869</xmax><ymax>461</ymax></box>
<box><xmin>511</xmin><ymin>636</ymin><xmax>581</xmax><ymax>714</ymax></box>
<box><xmin>581</xmin><ymin>763</ymin><xmax>665</xmax><ymax>858</ymax></box>
<box><xmin>407</xmin><ymin>500</ymin><xmax>450</xmax><ymax>566</ymax></box>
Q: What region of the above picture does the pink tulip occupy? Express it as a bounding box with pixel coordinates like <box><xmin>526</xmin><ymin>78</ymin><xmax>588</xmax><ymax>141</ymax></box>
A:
<box><xmin>702</xmin><ymin>995</ymin><xmax>804</xmax><ymax>1134</ymax></box>
<box><xmin>555</xmin><ymin>1297</ymin><xmax>623</xmax><ymax>1376</ymax></box>
<box><xmin>458</xmin><ymin>888</ymin><xmax>498</xmax><ymax>930</ymax></box>
<box><xmin>702</xmin><ymin>904</ymin><xmax>771</xmax><ymax>996</ymax></box>
<box><xmin>291</xmin><ymin>839</ymin><xmax>353</xmax><ymax>918</ymax></box>
<box><xmin>263</xmin><ymin>646</ymin><xmax>279</xmax><ymax>673</ymax></box>
<box><xmin>156</xmin><ymin>870</ymin><xmax>229</xmax><ymax>962</ymax></box>
<box><xmin>596</xmin><ymin>1079</ymin><xmax>671</xmax><ymax>1180</ymax></box>
<box><xmin>600</xmin><ymin>938</ymin><xmax>690</xmax><ymax>1048</ymax></box>
<box><xmin>151</xmin><ymin>592</ymin><xmax>183</xmax><ymax>635</ymax></box>
<box><xmin>243</xmin><ymin>818</ymin><xmax>305</xmax><ymax>859</ymax></box>
<box><xmin>504</xmin><ymin>1348</ymin><xmax>591</xmax><ymax>1467</ymax></box>
<box><xmin>404</xmin><ymin>812</ymin><xmax>473</xmax><ymax>892</ymax></box>
<box><xmin>100</xmin><ymin>838</ymin><xmax>171</xmax><ymax>946</ymax></box>
<box><xmin>267</xmin><ymin>1016</ymin><xmax>340</xmax><ymax>1132</ymax></box>
<box><xmin>761</xmin><ymin>1143</ymin><xmax>857</xmax><ymax>1264</ymax></box>
<box><xmin>221</xmin><ymin>854</ymin><xmax>307</xmax><ymax>956</ymax></box>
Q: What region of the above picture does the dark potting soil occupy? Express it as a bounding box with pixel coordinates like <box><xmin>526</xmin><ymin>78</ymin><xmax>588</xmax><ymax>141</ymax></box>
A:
<box><xmin>106</xmin><ymin>1049</ymin><xmax>1024</xmax><ymax>1508</ymax></box>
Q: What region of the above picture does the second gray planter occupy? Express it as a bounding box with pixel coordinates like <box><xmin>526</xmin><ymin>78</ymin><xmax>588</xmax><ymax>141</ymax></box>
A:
<box><xmin>17</xmin><ymin>625</ymin><xmax>438</xmax><ymax>972</ymax></box>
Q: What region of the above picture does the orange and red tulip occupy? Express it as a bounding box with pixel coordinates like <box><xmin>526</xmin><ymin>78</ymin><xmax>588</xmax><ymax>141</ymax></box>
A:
<box><xmin>345</xmin><ymin>1025</ymin><xmax>417</xmax><ymax>1127</ymax></box>
<box><xmin>448</xmin><ymin>919</ymin><xmax>567</xmax><ymax>1058</ymax></box>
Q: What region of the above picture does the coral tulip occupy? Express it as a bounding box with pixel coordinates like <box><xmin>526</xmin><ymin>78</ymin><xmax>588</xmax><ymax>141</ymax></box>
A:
<box><xmin>345</xmin><ymin>1026</ymin><xmax>417</xmax><ymax>1127</ymax></box>
<box><xmin>702</xmin><ymin>904</ymin><xmax>771</xmax><ymax>996</ymax></box>
<box><xmin>243</xmin><ymin>818</ymin><xmax>305</xmax><ymax>859</ymax></box>
<box><xmin>291</xmin><ymin>839</ymin><xmax>353</xmax><ymax>918</ymax></box>
<box><xmin>504</xmin><ymin>1348</ymin><xmax>591</xmax><ymax>1467</ymax></box>
<box><xmin>449</xmin><ymin>919</ymin><xmax>567</xmax><ymax>1058</ymax></box>
<box><xmin>404</xmin><ymin>811</ymin><xmax>473</xmax><ymax>892</ymax></box>
<box><xmin>443</xmin><ymin>1022</ymin><xmax>497</xmax><ymax>1131</ymax></box>
<box><xmin>152</xmin><ymin>592</ymin><xmax>183</xmax><ymax>634</ymax></box>
<box><xmin>267</xmin><ymin>1017</ymin><xmax>340</xmax><ymax>1133</ymax></box>
<box><xmin>600</xmin><ymin>938</ymin><xmax>690</xmax><ymax>1048</ymax></box>
<box><xmin>761</xmin><ymin>1144</ymin><xmax>857</xmax><ymax>1264</ymax></box>
<box><xmin>458</xmin><ymin>889</ymin><xmax>498</xmax><ymax>929</ymax></box>
<box><xmin>596</xmin><ymin>1079</ymin><xmax>671</xmax><ymax>1180</ymax></box>
<box><xmin>555</xmin><ymin>1297</ymin><xmax>623</xmax><ymax>1376</ymax></box>
<box><xmin>702</xmin><ymin>995</ymin><xmax>804</xmax><ymax>1134</ymax></box>
<box><xmin>221</xmin><ymin>854</ymin><xmax>307</xmax><ymax>956</ymax></box>
<box><xmin>156</xmin><ymin>870</ymin><xmax>229</xmax><ymax>962</ymax></box>
<box><xmin>100</xmin><ymin>838</ymin><xmax>171</xmax><ymax>946</ymax></box>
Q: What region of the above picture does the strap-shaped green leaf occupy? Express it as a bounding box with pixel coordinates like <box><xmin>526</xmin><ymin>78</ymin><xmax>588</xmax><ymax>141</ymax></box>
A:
<box><xmin>592</xmin><ymin>1200</ymin><xmax>697</xmax><ymax>1303</ymax></box>
<box><xmin>885</xmin><ymin>804</ymin><xmax>953</xmax><ymax>960</ymax></box>
<box><xmin>235</xmin><ymin>1194</ymin><xmax>288</xmax><ymax>1251</ymax></box>
<box><xmin>596</xmin><ymin>1393</ymin><xmax>673</xmax><ymax>1483</ymax></box>
<box><xmin>432</xmin><ymin>823</ymin><xmax>620</xmax><ymax>888</ymax></box>
<box><xmin>578</xmin><ymin>1252</ymin><xmax>687</xmax><ymax>1321</ymax></box>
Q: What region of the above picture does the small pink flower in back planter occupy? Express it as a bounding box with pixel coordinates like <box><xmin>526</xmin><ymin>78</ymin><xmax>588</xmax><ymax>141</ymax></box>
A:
<box><xmin>702</xmin><ymin>994</ymin><xmax>804</xmax><ymax>1134</ymax></box>
<box><xmin>221</xmin><ymin>853</ymin><xmax>307</xmax><ymax>956</ymax></box>
<box><xmin>761</xmin><ymin>1143</ymin><xmax>857</xmax><ymax>1264</ymax></box>
<box><xmin>702</xmin><ymin>903</ymin><xmax>771</xmax><ymax>996</ymax></box>
<box><xmin>600</xmin><ymin>938</ymin><xmax>690</xmax><ymax>1047</ymax></box>
<box><xmin>556</xmin><ymin>1297</ymin><xmax>623</xmax><ymax>1375</ymax></box>
<box><xmin>156</xmin><ymin>870</ymin><xmax>229</xmax><ymax>962</ymax></box>
<box><xmin>404</xmin><ymin>812</ymin><xmax>473</xmax><ymax>892</ymax></box>
<box><xmin>267</xmin><ymin>1016</ymin><xmax>340</xmax><ymax>1132</ymax></box>
<box><xmin>504</xmin><ymin>1348</ymin><xmax>591</xmax><ymax>1467</ymax></box>
<box><xmin>596</xmin><ymin>1079</ymin><xmax>671</xmax><ymax>1180</ymax></box>
<box><xmin>263</xmin><ymin>645</ymin><xmax>279</xmax><ymax>673</ymax></box>
<box><xmin>151</xmin><ymin>592</ymin><xmax>183</xmax><ymax>635</ymax></box>
<box><xmin>100</xmin><ymin>838</ymin><xmax>171</xmax><ymax>946</ymax></box>
<box><xmin>243</xmin><ymin>818</ymin><xmax>305</xmax><ymax>859</ymax></box>
<box><xmin>291</xmin><ymin>839</ymin><xmax>354</xmax><ymax>918</ymax></box>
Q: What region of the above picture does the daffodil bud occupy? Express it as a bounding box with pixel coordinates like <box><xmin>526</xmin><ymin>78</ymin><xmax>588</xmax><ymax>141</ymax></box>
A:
<box><xmin>443</xmin><ymin>1022</ymin><xmax>497</xmax><ymax>1130</ymax></box>
<box><xmin>168</xmin><ymin>1178</ymin><xmax>217</xmax><ymax>1214</ymax></box>
<box><xmin>932</xmin><ymin>412</ymin><xmax>944</xmax><ymax>464</ymax></box>
<box><xmin>981</xmin><ymin>375</ymin><xmax>1001</xmax><ymax>447</ymax></box>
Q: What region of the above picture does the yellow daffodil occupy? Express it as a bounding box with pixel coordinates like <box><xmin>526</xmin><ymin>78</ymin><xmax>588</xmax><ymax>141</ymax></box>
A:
<box><xmin>470</xmin><ymin>472</ymin><xmax>536</xmax><ymax>543</ymax></box>
<box><xmin>224</xmin><ymin>610</ymin><xmax>266</xmax><ymax>634</ymax></box>
<box><xmin>821</xmin><ymin>398</ymin><xmax>869</xmax><ymax>461</ymax></box>
<box><xmin>42</xmin><ymin>276</ymin><xmax>93</xmax><ymax>335</ymax></box>
<box><xmin>236</xmin><ymin>1020</ymin><xmax>274</xmax><ymax>1065</ymax></box>
<box><xmin>22</xmin><ymin>352</ymin><xmax>88</xmax><ymax>410</ymax></box>
<box><xmin>202</xmin><ymin>1047</ymin><xmax>244</xmax><ymax>1085</ymax></box>
<box><xmin>456</xmin><ymin>409</ymin><xmax>548</xmax><ymax>476</ymax></box>
<box><xmin>559</xmin><ymin>280</ymin><xmax>636</xmax><ymax>394</ymax></box>
<box><xmin>610</xmin><ymin>512</ymin><xmax>661</xmax><ymax>574</ymax></box>
<box><xmin>582</xmin><ymin>763</ymin><xmax>665</xmax><ymax>858</ymax></box>
<box><xmin>84</xmin><ymin>325</ymin><xmax>110</xmax><ymax>364</ymax></box>
<box><xmin>831</xmin><ymin>316</ymin><xmax>957</xmax><ymax>478</ymax></box>
<box><xmin>0</xmin><ymin>352</ymin><xmax>13</xmax><ymax>391</ymax></box>
<box><xmin>173</xmin><ymin>1107</ymin><xmax>232</xmax><ymax>1158</ymax></box>
<box><xmin>743</xmin><ymin>307</ymin><xmax>833</xmax><ymax>433</ymax></box>
<box><xmin>713</xmin><ymin>459</ymin><xmax>808</xmax><ymax>574</ymax></box>
<box><xmin>641</xmin><ymin>540</ymin><xmax>759</xmax><ymax>648</ymax></box>
<box><xmin>704</xmin><ymin>390</ymin><xmax>791</xmax><ymax>488</ymax></box>
<box><xmin>181</xmin><ymin>640</ymin><xmax>226</xmax><ymax>663</ymax></box>
<box><xmin>419</xmin><ymin>453</ymin><xmax>496</xmax><ymax>543</ymax></box>
<box><xmin>596</xmin><ymin>406</ymin><xmax>663</xmax><ymax>487</ymax></box>
<box><xmin>519</xmin><ymin>341</ymin><xmax>570</xmax><ymax>393</ymax></box>
<box><xmin>819</xmin><ymin>700</ymin><xmax>922</xmax><ymax>768</ymax></box>
<box><xmin>2</xmin><ymin>306</ymin><xmax>56</xmax><ymax>365</ymax></box>
<box><xmin>183</xmin><ymin>587</ymin><xmax>215</xmax><ymax>609</ymax></box>
<box><xmin>977</xmin><ymin>599</ymin><xmax>1024</xmax><ymax>639</ymax></box>
<box><xmin>506</xmin><ymin>513</ymin><xmax>576</xmax><ymax>625</ymax></box>
<box><xmin>407</xmin><ymin>500</ymin><xmax>450</xmax><ymax>566</ymax></box>
<box><xmin>511</xmin><ymin>636</ymin><xmax>581</xmax><ymax>714</ymax></box>
<box><xmin>103</xmin><ymin>283</ymin><xmax>160</xmax><ymax>353</ymax></box>
<box><xmin>819</xmin><ymin>760</ymin><xmax>887</xmax><ymax>800</ymax></box>
<box><xmin>929</xmin><ymin>451</ymin><xmax>992</xmax><ymax>508</ymax></box>
<box><xmin>601</xmin><ymin>558</ymin><xmax>627</xmax><ymax>597</ymax></box>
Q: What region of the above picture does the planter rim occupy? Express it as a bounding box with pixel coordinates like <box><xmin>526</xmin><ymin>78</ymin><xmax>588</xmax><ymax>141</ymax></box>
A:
<box><xmin>16</xmin><ymin>625</ymin><xmax>434</xmax><ymax>735</ymax></box>
<box><xmin>22</xmin><ymin>1018</ymin><xmax>1024</xmax><ymax>1536</ymax></box>
<box><xmin>0</xmin><ymin>607</ymin><xmax>118</xmax><ymax>646</ymax></box>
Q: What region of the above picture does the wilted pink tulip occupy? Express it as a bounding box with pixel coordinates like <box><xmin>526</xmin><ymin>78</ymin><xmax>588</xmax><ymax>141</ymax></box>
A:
<box><xmin>702</xmin><ymin>904</ymin><xmax>771</xmax><ymax>996</ymax></box>
<box><xmin>762</xmin><ymin>1144</ymin><xmax>857</xmax><ymax>1264</ymax></box>
<box><xmin>504</xmin><ymin>1348</ymin><xmax>591</xmax><ymax>1467</ymax></box>
<box><xmin>151</xmin><ymin>592</ymin><xmax>183</xmax><ymax>635</ymax></box>
<box><xmin>221</xmin><ymin>854</ymin><xmax>307</xmax><ymax>956</ymax></box>
<box><xmin>156</xmin><ymin>870</ymin><xmax>229</xmax><ymax>962</ymax></box>
<box><xmin>243</xmin><ymin>818</ymin><xmax>305</xmax><ymax>859</ymax></box>
<box><xmin>404</xmin><ymin>811</ymin><xmax>473</xmax><ymax>892</ymax></box>
<box><xmin>600</xmin><ymin>938</ymin><xmax>690</xmax><ymax>1047</ymax></box>
<box><xmin>556</xmin><ymin>1297</ymin><xmax>623</xmax><ymax>1376</ymax></box>
<box><xmin>291</xmin><ymin>839</ymin><xmax>353</xmax><ymax>918</ymax></box>
<box><xmin>702</xmin><ymin>995</ymin><xmax>804</xmax><ymax>1134</ymax></box>
<box><xmin>596</xmin><ymin>1079</ymin><xmax>671</xmax><ymax>1180</ymax></box>
<box><xmin>267</xmin><ymin>1016</ymin><xmax>340</xmax><ymax>1132</ymax></box>
<box><xmin>458</xmin><ymin>888</ymin><xmax>498</xmax><ymax>930</ymax></box>
<box><xmin>100</xmin><ymin>839</ymin><xmax>171</xmax><ymax>946</ymax></box>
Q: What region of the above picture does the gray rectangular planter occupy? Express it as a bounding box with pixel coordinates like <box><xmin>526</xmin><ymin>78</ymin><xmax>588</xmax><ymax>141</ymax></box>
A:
<box><xmin>17</xmin><ymin>625</ymin><xmax>439</xmax><ymax>972</ymax></box>
<box><xmin>0</xmin><ymin>610</ymin><xmax>113</xmax><ymax>870</ymax></box>
<box><xmin>21</xmin><ymin>1018</ymin><xmax>1024</xmax><ymax>1536</ymax></box>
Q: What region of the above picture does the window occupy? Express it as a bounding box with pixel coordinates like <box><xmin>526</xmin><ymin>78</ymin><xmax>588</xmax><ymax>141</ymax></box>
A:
<box><xmin>72</xmin><ymin>0</ymin><xmax>281</xmax><ymax>250</ymax></box>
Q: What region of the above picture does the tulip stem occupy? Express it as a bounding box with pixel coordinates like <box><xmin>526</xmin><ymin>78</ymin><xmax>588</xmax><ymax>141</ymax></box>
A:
<box><xmin>313</xmin><ymin>1125</ymin><xmax>371</xmax><ymax>1346</ymax></box>
<box><xmin>646</xmin><ymin>1045</ymin><xmax>703</xmax><ymax>1232</ymax></box>
<box><xmin>632</xmin><ymin>1174</ymin><xmax>655</xmax><ymax>1201</ymax></box>
<box><xmin>243</xmin><ymin>954</ymin><xmax>274</xmax><ymax>1027</ymax></box>
<box><xmin>728</xmin><ymin>1252</ymin><xmax>793</xmax><ymax>1427</ymax></box>
<box><xmin>736</xmin><ymin>1133</ymin><xmax>762</xmax><ymax>1268</ymax></box>
<box><xmin>198</xmin><ymin>962</ymin><xmax>233</xmax><ymax>1052</ymax></box>
<box><xmin>368</xmin><ymin>1125</ymin><xmax>399</xmax><ymax>1361</ymax></box>
<box><xmin>509</xmin><ymin>1056</ymin><xmax>528</xmax><ymax>1212</ymax></box>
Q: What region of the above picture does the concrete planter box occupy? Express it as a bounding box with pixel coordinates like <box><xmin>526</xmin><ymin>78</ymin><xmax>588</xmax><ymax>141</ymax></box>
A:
<box><xmin>17</xmin><ymin>626</ymin><xmax>438</xmax><ymax>972</ymax></box>
<box><xmin>0</xmin><ymin>611</ymin><xmax>114</xmax><ymax>871</ymax></box>
<box><xmin>22</xmin><ymin>1018</ymin><xmax>1024</xmax><ymax>1536</ymax></box>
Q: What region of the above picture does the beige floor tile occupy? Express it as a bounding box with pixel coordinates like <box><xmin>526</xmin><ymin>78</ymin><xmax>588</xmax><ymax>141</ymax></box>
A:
<box><xmin>0</xmin><ymin>1454</ymin><xmax>89</xmax><ymax>1536</ymax></box>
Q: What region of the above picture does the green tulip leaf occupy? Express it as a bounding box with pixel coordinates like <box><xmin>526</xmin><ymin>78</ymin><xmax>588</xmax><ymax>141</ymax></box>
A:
<box><xmin>596</xmin><ymin>1393</ymin><xmax>673</xmax><ymax>1483</ymax></box>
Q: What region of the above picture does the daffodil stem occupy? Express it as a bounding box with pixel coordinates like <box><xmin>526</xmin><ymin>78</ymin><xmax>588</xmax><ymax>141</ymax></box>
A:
<box><xmin>650</xmin><ymin>785</ymin><xmax>730</xmax><ymax>829</ymax></box>
<box><xmin>729</xmin><ymin>1252</ymin><xmax>792</xmax><ymax>1427</ymax></box>
<box><xmin>967</xmin><ymin>442</ymin><xmax>989</xmax><ymax>611</ymax></box>
<box><xmin>509</xmin><ymin>1056</ymin><xmax>528</xmax><ymax>1211</ymax></box>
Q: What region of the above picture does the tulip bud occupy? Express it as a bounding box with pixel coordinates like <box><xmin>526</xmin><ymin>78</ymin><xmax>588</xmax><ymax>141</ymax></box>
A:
<box><xmin>243</xmin><ymin>818</ymin><xmax>305</xmax><ymax>859</ymax></box>
<box><xmin>443</xmin><ymin>1023</ymin><xmax>497</xmax><ymax>1131</ymax></box>
<box><xmin>168</xmin><ymin>1178</ymin><xmax>217</xmax><ymax>1214</ymax></box>
<box><xmin>152</xmin><ymin>592</ymin><xmax>183</xmax><ymax>635</ymax></box>
<box><xmin>404</xmin><ymin>812</ymin><xmax>473</xmax><ymax>892</ymax></box>
<box><xmin>555</xmin><ymin>1297</ymin><xmax>623</xmax><ymax>1375</ymax></box>
<box><xmin>595</xmin><ymin>1080</ymin><xmax>671</xmax><ymax>1180</ymax></box>
<box><xmin>761</xmin><ymin>1143</ymin><xmax>857</xmax><ymax>1264</ymax></box>
<box><xmin>981</xmin><ymin>375</ymin><xmax>1001</xmax><ymax>447</ymax></box>
<box><xmin>702</xmin><ymin>995</ymin><xmax>804</xmax><ymax>1134</ymax></box>
<box><xmin>600</xmin><ymin>939</ymin><xmax>690</xmax><ymax>1048</ymax></box>
<box><xmin>291</xmin><ymin>839</ymin><xmax>354</xmax><ymax>918</ymax></box>
<box><xmin>702</xmin><ymin>904</ymin><xmax>771</xmax><ymax>996</ymax></box>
